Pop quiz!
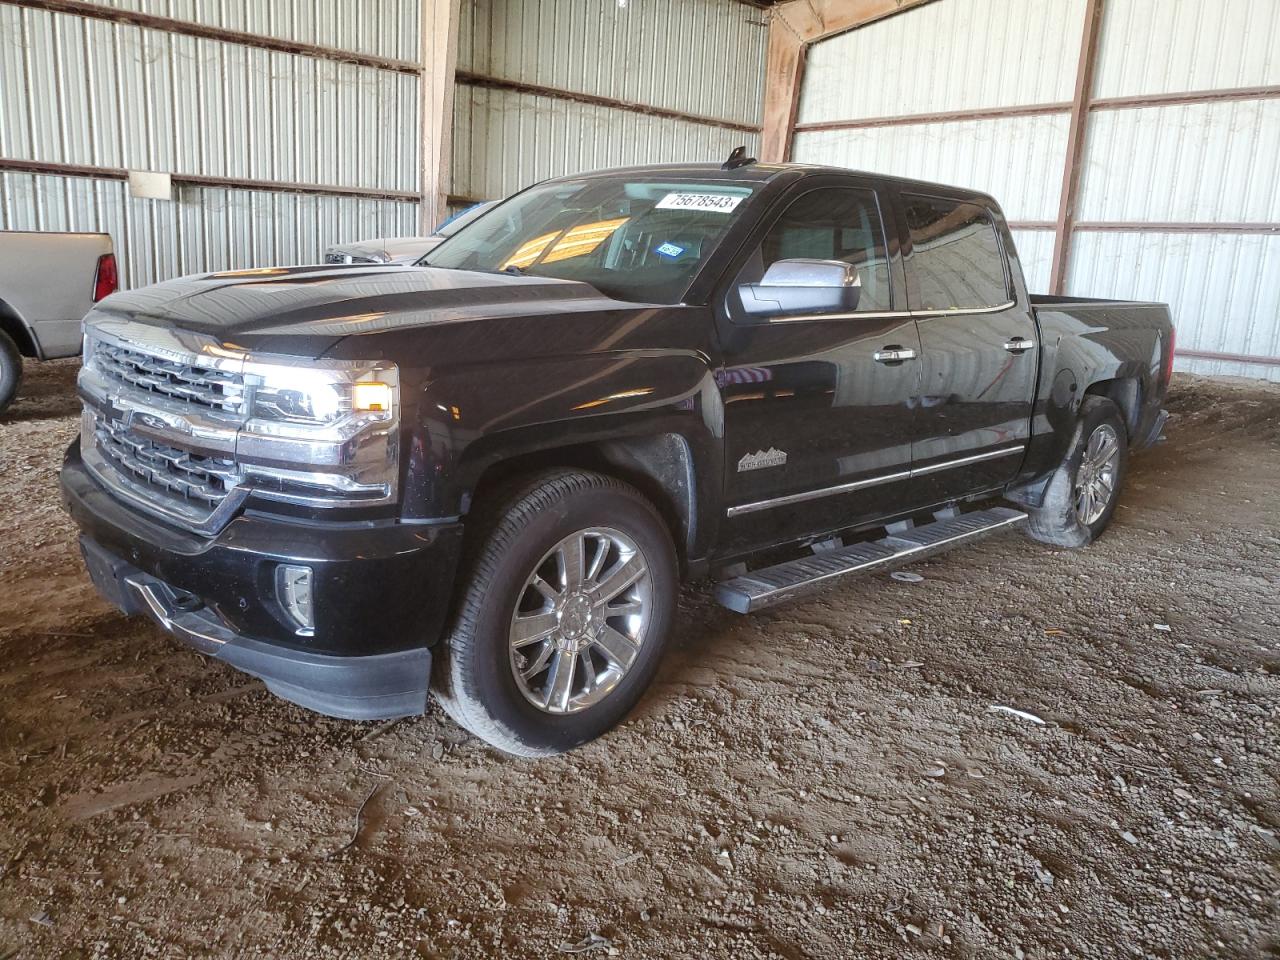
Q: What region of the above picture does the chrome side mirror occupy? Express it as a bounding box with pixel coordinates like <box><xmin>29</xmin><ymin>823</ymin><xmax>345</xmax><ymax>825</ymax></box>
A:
<box><xmin>739</xmin><ymin>258</ymin><xmax>861</xmax><ymax>318</ymax></box>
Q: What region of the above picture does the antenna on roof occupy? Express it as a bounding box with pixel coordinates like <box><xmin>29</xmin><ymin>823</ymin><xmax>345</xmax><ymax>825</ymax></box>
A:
<box><xmin>721</xmin><ymin>145</ymin><xmax>756</xmax><ymax>170</ymax></box>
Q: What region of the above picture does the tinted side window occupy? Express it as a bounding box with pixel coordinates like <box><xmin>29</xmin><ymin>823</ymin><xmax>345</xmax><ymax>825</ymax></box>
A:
<box><xmin>902</xmin><ymin>195</ymin><xmax>1008</xmax><ymax>310</ymax></box>
<box><xmin>760</xmin><ymin>187</ymin><xmax>893</xmax><ymax>312</ymax></box>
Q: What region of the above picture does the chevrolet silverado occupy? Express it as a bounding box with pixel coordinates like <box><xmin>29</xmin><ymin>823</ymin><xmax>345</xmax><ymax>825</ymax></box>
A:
<box><xmin>60</xmin><ymin>155</ymin><xmax>1173</xmax><ymax>756</ymax></box>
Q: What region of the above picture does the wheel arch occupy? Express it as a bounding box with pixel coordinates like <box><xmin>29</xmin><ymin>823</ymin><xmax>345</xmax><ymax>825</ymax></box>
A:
<box><xmin>1083</xmin><ymin>375</ymin><xmax>1141</xmax><ymax>439</ymax></box>
<box><xmin>0</xmin><ymin>298</ymin><xmax>39</xmax><ymax>358</ymax></box>
<box><xmin>464</xmin><ymin>432</ymin><xmax>703</xmax><ymax>574</ymax></box>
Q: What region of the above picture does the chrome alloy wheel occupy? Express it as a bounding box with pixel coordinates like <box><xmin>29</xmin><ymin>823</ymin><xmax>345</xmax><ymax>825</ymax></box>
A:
<box><xmin>508</xmin><ymin>527</ymin><xmax>652</xmax><ymax>715</ymax></box>
<box><xmin>1074</xmin><ymin>423</ymin><xmax>1121</xmax><ymax>525</ymax></box>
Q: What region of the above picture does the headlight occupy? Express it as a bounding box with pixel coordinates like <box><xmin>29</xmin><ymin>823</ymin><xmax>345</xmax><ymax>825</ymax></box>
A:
<box><xmin>247</xmin><ymin>362</ymin><xmax>397</xmax><ymax>425</ymax></box>
<box><xmin>237</xmin><ymin>358</ymin><xmax>401</xmax><ymax>507</ymax></box>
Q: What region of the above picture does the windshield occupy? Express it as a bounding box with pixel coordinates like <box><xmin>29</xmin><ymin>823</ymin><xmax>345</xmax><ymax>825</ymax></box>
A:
<box><xmin>419</xmin><ymin>178</ymin><xmax>759</xmax><ymax>303</ymax></box>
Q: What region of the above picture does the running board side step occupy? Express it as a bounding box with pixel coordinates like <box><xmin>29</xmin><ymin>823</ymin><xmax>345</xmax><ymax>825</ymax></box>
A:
<box><xmin>714</xmin><ymin>507</ymin><xmax>1027</xmax><ymax>614</ymax></box>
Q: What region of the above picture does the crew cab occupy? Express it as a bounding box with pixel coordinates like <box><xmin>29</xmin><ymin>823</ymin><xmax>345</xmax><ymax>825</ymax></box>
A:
<box><xmin>60</xmin><ymin>157</ymin><xmax>1173</xmax><ymax>756</ymax></box>
<box><xmin>0</xmin><ymin>230</ymin><xmax>117</xmax><ymax>413</ymax></box>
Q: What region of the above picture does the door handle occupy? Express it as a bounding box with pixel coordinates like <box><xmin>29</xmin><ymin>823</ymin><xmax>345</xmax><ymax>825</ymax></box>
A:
<box><xmin>1003</xmin><ymin>337</ymin><xmax>1034</xmax><ymax>354</ymax></box>
<box><xmin>874</xmin><ymin>346</ymin><xmax>917</xmax><ymax>364</ymax></box>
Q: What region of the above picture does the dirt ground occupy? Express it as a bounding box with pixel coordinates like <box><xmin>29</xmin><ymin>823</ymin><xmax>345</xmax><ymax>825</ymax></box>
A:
<box><xmin>0</xmin><ymin>359</ymin><xmax>1277</xmax><ymax>960</ymax></box>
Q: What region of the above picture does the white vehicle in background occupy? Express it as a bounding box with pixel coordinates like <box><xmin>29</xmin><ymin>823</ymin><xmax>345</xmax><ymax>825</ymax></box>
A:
<box><xmin>0</xmin><ymin>230</ymin><xmax>117</xmax><ymax>414</ymax></box>
<box><xmin>323</xmin><ymin>201</ymin><xmax>495</xmax><ymax>265</ymax></box>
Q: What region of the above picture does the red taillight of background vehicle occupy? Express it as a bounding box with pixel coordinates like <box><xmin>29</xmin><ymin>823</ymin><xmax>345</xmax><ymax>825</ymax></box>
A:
<box><xmin>92</xmin><ymin>253</ymin><xmax>118</xmax><ymax>302</ymax></box>
<box><xmin>1164</xmin><ymin>325</ymin><xmax>1176</xmax><ymax>382</ymax></box>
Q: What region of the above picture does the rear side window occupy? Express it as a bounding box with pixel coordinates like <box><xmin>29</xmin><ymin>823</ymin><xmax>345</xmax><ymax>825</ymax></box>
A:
<box><xmin>902</xmin><ymin>195</ymin><xmax>1009</xmax><ymax>311</ymax></box>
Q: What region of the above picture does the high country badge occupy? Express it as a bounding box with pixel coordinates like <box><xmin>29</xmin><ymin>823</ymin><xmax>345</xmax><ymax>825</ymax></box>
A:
<box><xmin>737</xmin><ymin>447</ymin><xmax>787</xmax><ymax>472</ymax></box>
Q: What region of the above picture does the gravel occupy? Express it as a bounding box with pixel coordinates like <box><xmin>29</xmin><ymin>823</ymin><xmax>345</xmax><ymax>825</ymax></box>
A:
<box><xmin>1</xmin><ymin>360</ymin><xmax>1277</xmax><ymax>958</ymax></box>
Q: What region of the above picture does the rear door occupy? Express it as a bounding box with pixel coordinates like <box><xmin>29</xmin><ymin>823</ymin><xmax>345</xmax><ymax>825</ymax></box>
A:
<box><xmin>898</xmin><ymin>192</ymin><xmax>1036</xmax><ymax>503</ymax></box>
<box><xmin>714</xmin><ymin>178</ymin><xmax>920</xmax><ymax>556</ymax></box>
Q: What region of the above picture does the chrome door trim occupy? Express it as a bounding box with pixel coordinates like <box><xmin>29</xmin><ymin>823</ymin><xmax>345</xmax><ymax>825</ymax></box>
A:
<box><xmin>907</xmin><ymin>445</ymin><xmax>1025</xmax><ymax>477</ymax></box>
<box><xmin>763</xmin><ymin>301</ymin><xmax>1017</xmax><ymax>325</ymax></box>
<box><xmin>909</xmin><ymin>300</ymin><xmax>1017</xmax><ymax>320</ymax></box>
<box><xmin>725</xmin><ymin>445</ymin><xmax>1025</xmax><ymax>517</ymax></box>
<box><xmin>726</xmin><ymin>468</ymin><xmax>912</xmax><ymax>517</ymax></box>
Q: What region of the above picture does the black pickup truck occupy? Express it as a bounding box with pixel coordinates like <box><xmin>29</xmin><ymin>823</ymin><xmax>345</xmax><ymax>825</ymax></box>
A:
<box><xmin>61</xmin><ymin>157</ymin><xmax>1173</xmax><ymax>756</ymax></box>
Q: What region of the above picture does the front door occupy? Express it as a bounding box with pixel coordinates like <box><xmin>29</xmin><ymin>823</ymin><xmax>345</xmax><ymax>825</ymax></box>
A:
<box><xmin>715</xmin><ymin>181</ymin><xmax>921</xmax><ymax>557</ymax></box>
<box><xmin>899</xmin><ymin>192</ymin><xmax>1037</xmax><ymax>504</ymax></box>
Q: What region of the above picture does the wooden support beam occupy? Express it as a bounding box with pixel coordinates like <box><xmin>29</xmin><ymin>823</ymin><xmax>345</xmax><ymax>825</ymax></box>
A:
<box><xmin>801</xmin><ymin>0</ymin><xmax>940</xmax><ymax>40</ymax></box>
<box><xmin>761</xmin><ymin>19</ymin><xmax>805</xmax><ymax>162</ymax></box>
<box><xmin>1049</xmin><ymin>0</ymin><xmax>1105</xmax><ymax>295</ymax></box>
<box><xmin>419</xmin><ymin>0</ymin><xmax>461</xmax><ymax>233</ymax></box>
<box><xmin>761</xmin><ymin>0</ymin><xmax>942</xmax><ymax>162</ymax></box>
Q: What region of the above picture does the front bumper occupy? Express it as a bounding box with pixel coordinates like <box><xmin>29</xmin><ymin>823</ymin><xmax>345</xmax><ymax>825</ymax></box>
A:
<box><xmin>62</xmin><ymin>444</ymin><xmax>464</xmax><ymax>720</ymax></box>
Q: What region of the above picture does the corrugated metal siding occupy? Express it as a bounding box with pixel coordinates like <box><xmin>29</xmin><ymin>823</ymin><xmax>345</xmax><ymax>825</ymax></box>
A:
<box><xmin>792</xmin><ymin>114</ymin><xmax>1070</xmax><ymax>222</ymax></box>
<box><xmin>1095</xmin><ymin>0</ymin><xmax>1280</xmax><ymax>99</ymax></box>
<box><xmin>1069</xmin><ymin>230</ymin><xmax>1280</xmax><ymax>380</ymax></box>
<box><xmin>1078</xmin><ymin>99</ymin><xmax>1280</xmax><ymax>222</ymax></box>
<box><xmin>796</xmin><ymin>0</ymin><xmax>1280</xmax><ymax>381</ymax></box>
<box><xmin>457</xmin><ymin>0</ymin><xmax>765</xmax><ymax>125</ymax></box>
<box><xmin>74</xmin><ymin>0</ymin><xmax>420</xmax><ymax>61</ymax></box>
<box><xmin>1010</xmin><ymin>229</ymin><xmax>1055</xmax><ymax>293</ymax></box>
<box><xmin>0</xmin><ymin>171</ymin><xmax>417</xmax><ymax>288</ymax></box>
<box><xmin>0</xmin><ymin>2</ymin><xmax>420</xmax><ymax>287</ymax></box>
<box><xmin>1072</xmin><ymin>0</ymin><xmax>1280</xmax><ymax>380</ymax></box>
<box><xmin>0</xmin><ymin>5</ymin><xmax>418</xmax><ymax>192</ymax></box>
<box><xmin>798</xmin><ymin>0</ymin><xmax>1086</xmax><ymax>123</ymax></box>
<box><xmin>453</xmin><ymin>85</ymin><xmax>762</xmax><ymax>201</ymax></box>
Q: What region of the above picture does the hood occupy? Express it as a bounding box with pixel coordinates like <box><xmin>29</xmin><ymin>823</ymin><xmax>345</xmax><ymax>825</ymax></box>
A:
<box><xmin>94</xmin><ymin>264</ymin><xmax>628</xmax><ymax>342</ymax></box>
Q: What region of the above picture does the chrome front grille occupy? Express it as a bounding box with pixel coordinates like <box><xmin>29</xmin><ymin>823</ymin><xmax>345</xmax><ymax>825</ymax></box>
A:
<box><xmin>78</xmin><ymin>318</ymin><xmax>399</xmax><ymax>536</ymax></box>
<box><xmin>91</xmin><ymin>412</ymin><xmax>239</xmax><ymax>510</ymax></box>
<box><xmin>91</xmin><ymin>338</ymin><xmax>245</xmax><ymax>415</ymax></box>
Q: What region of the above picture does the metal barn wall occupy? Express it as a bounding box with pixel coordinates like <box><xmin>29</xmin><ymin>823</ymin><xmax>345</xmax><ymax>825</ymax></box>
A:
<box><xmin>0</xmin><ymin>172</ymin><xmax>416</xmax><ymax>283</ymax></box>
<box><xmin>1</xmin><ymin>0</ymin><xmax>768</xmax><ymax>290</ymax></box>
<box><xmin>792</xmin><ymin>0</ymin><xmax>1280</xmax><ymax>381</ymax></box>
<box><xmin>793</xmin><ymin>0</ymin><xmax>1087</xmax><ymax>294</ymax></box>
<box><xmin>1072</xmin><ymin>0</ymin><xmax>1280</xmax><ymax>379</ymax></box>
<box><xmin>792</xmin><ymin>114</ymin><xmax>1071</xmax><ymax>222</ymax></box>
<box><xmin>798</xmin><ymin>0</ymin><xmax>1085</xmax><ymax>119</ymax></box>
<box><xmin>81</xmin><ymin>0</ymin><xmax>422</xmax><ymax>60</ymax></box>
<box><xmin>454</xmin><ymin>0</ymin><xmax>765</xmax><ymax>201</ymax></box>
<box><xmin>451</xmin><ymin>85</ymin><xmax>761</xmax><ymax>203</ymax></box>
<box><xmin>0</xmin><ymin>1</ymin><xmax>420</xmax><ymax>289</ymax></box>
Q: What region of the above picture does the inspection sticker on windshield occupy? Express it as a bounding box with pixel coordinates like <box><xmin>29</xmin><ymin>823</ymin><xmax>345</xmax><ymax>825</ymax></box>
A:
<box><xmin>655</xmin><ymin>241</ymin><xmax>685</xmax><ymax>258</ymax></box>
<box><xmin>655</xmin><ymin>192</ymin><xmax>743</xmax><ymax>214</ymax></box>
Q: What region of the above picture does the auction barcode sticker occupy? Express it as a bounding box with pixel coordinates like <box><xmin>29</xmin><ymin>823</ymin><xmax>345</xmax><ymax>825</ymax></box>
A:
<box><xmin>654</xmin><ymin>193</ymin><xmax>743</xmax><ymax>214</ymax></box>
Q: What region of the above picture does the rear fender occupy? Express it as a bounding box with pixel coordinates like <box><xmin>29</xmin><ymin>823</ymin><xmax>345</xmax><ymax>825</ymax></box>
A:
<box><xmin>1011</xmin><ymin>315</ymin><xmax>1161</xmax><ymax>502</ymax></box>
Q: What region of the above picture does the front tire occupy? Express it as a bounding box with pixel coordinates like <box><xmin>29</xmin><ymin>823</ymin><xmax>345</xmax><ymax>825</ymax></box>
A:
<box><xmin>0</xmin><ymin>329</ymin><xmax>22</xmax><ymax>415</ymax></box>
<box><xmin>433</xmin><ymin>470</ymin><xmax>677</xmax><ymax>757</ymax></box>
<box><xmin>1026</xmin><ymin>396</ymin><xmax>1128</xmax><ymax>548</ymax></box>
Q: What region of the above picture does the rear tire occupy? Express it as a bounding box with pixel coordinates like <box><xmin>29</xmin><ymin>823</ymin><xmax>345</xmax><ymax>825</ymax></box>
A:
<box><xmin>0</xmin><ymin>329</ymin><xmax>22</xmax><ymax>415</ymax></box>
<box><xmin>432</xmin><ymin>469</ymin><xmax>677</xmax><ymax>757</ymax></box>
<box><xmin>1025</xmin><ymin>396</ymin><xmax>1128</xmax><ymax>548</ymax></box>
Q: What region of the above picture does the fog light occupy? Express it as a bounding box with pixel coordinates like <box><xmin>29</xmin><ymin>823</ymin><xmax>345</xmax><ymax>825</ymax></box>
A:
<box><xmin>275</xmin><ymin>564</ymin><xmax>314</xmax><ymax>635</ymax></box>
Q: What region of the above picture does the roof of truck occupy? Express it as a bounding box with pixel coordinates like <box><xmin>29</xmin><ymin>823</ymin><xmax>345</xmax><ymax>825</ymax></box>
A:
<box><xmin>555</xmin><ymin>161</ymin><xmax>1000</xmax><ymax>207</ymax></box>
